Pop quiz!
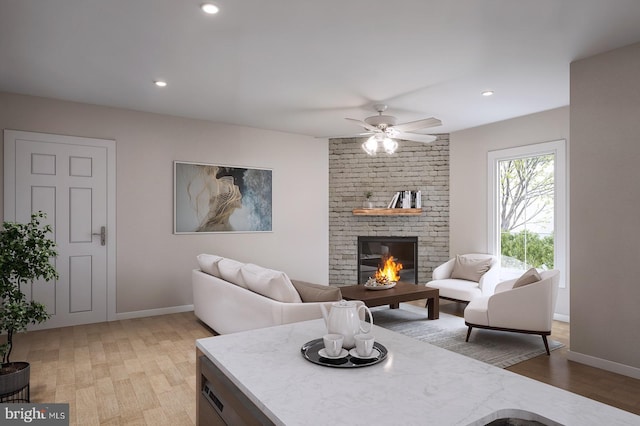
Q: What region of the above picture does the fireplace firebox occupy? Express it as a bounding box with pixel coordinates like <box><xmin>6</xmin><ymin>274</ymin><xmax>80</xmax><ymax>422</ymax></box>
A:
<box><xmin>357</xmin><ymin>236</ymin><xmax>418</xmax><ymax>284</ymax></box>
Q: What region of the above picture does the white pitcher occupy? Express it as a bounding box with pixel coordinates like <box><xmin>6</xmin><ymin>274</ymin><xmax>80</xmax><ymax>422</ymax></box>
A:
<box><xmin>320</xmin><ymin>300</ymin><xmax>373</xmax><ymax>349</ymax></box>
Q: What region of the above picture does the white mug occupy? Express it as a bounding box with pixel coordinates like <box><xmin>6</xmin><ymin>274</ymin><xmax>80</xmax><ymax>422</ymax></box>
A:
<box><xmin>354</xmin><ymin>333</ymin><xmax>375</xmax><ymax>357</ymax></box>
<box><xmin>323</xmin><ymin>333</ymin><xmax>344</xmax><ymax>357</ymax></box>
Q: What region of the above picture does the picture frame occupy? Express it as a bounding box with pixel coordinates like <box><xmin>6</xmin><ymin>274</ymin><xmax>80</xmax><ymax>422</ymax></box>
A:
<box><xmin>174</xmin><ymin>161</ymin><xmax>273</xmax><ymax>233</ymax></box>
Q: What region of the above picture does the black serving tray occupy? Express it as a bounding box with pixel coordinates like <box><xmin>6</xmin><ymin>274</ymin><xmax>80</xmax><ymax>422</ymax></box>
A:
<box><xmin>300</xmin><ymin>338</ymin><xmax>388</xmax><ymax>368</ymax></box>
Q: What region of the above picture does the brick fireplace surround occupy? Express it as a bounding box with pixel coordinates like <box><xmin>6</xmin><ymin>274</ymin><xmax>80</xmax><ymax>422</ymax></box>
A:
<box><xmin>329</xmin><ymin>135</ymin><xmax>450</xmax><ymax>286</ymax></box>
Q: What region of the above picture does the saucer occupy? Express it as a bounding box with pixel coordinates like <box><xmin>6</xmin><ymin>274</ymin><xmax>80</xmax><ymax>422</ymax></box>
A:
<box><xmin>349</xmin><ymin>348</ymin><xmax>381</xmax><ymax>359</ymax></box>
<box><xmin>318</xmin><ymin>348</ymin><xmax>348</xmax><ymax>359</ymax></box>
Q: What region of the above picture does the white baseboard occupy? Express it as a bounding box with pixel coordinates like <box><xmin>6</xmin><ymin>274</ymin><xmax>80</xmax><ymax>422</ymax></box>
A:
<box><xmin>115</xmin><ymin>304</ymin><xmax>194</xmax><ymax>321</ymax></box>
<box><xmin>553</xmin><ymin>313</ymin><xmax>570</xmax><ymax>323</ymax></box>
<box><xmin>567</xmin><ymin>350</ymin><xmax>640</xmax><ymax>380</ymax></box>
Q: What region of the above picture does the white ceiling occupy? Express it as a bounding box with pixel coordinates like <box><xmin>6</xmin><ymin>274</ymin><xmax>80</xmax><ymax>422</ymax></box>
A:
<box><xmin>2</xmin><ymin>0</ymin><xmax>640</xmax><ymax>138</ymax></box>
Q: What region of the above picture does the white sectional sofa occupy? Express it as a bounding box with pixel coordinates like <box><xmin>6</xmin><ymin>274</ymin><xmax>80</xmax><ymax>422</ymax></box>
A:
<box><xmin>192</xmin><ymin>254</ymin><xmax>343</xmax><ymax>334</ymax></box>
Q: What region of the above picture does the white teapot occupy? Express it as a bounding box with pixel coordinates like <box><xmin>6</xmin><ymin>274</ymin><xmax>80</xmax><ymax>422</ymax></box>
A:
<box><xmin>320</xmin><ymin>300</ymin><xmax>373</xmax><ymax>349</ymax></box>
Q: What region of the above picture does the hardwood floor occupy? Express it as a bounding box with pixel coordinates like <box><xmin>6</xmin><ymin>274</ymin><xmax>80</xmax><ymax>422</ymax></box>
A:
<box><xmin>10</xmin><ymin>307</ymin><xmax>640</xmax><ymax>425</ymax></box>
<box><xmin>422</xmin><ymin>300</ymin><xmax>640</xmax><ymax>416</ymax></box>
<box><xmin>11</xmin><ymin>312</ymin><xmax>212</xmax><ymax>426</ymax></box>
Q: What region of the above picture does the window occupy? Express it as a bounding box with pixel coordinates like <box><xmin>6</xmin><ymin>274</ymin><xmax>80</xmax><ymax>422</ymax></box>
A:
<box><xmin>488</xmin><ymin>140</ymin><xmax>566</xmax><ymax>287</ymax></box>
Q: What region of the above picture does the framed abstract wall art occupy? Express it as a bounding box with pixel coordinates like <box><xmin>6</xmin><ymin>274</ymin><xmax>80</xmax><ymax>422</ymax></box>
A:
<box><xmin>174</xmin><ymin>161</ymin><xmax>273</xmax><ymax>233</ymax></box>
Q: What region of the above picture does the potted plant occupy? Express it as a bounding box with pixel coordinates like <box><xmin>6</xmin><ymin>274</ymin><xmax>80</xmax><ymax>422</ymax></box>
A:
<box><xmin>0</xmin><ymin>212</ymin><xmax>58</xmax><ymax>400</ymax></box>
<box><xmin>363</xmin><ymin>191</ymin><xmax>374</xmax><ymax>209</ymax></box>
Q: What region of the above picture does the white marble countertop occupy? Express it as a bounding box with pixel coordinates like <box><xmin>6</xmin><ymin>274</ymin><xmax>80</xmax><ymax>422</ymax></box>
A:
<box><xmin>196</xmin><ymin>319</ymin><xmax>639</xmax><ymax>426</ymax></box>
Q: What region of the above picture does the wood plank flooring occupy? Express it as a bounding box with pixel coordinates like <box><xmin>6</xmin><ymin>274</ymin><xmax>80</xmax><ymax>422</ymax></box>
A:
<box><xmin>11</xmin><ymin>312</ymin><xmax>211</xmax><ymax>425</ymax></box>
<box><xmin>10</xmin><ymin>307</ymin><xmax>640</xmax><ymax>425</ymax></box>
<box><xmin>419</xmin><ymin>301</ymin><xmax>640</xmax><ymax>417</ymax></box>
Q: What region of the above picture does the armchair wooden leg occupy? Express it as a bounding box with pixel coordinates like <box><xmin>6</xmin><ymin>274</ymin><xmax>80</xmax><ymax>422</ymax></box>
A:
<box><xmin>466</xmin><ymin>326</ymin><xmax>473</xmax><ymax>342</ymax></box>
<box><xmin>542</xmin><ymin>335</ymin><xmax>550</xmax><ymax>356</ymax></box>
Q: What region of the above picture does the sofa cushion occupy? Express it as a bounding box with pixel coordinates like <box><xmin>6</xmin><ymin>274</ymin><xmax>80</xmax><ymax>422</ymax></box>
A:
<box><xmin>513</xmin><ymin>267</ymin><xmax>542</xmax><ymax>288</ymax></box>
<box><xmin>426</xmin><ymin>279</ymin><xmax>482</xmax><ymax>302</ymax></box>
<box><xmin>291</xmin><ymin>280</ymin><xmax>342</xmax><ymax>303</ymax></box>
<box><xmin>197</xmin><ymin>254</ymin><xmax>223</xmax><ymax>277</ymax></box>
<box><xmin>218</xmin><ymin>258</ymin><xmax>248</xmax><ymax>289</ymax></box>
<box><xmin>241</xmin><ymin>264</ymin><xmax>302</xmax><ymax>303</ymax></box>
<box><xmin>450</xmin><ymin>255</ymin><xmax>492</xmax><ymax>282</ymax></box>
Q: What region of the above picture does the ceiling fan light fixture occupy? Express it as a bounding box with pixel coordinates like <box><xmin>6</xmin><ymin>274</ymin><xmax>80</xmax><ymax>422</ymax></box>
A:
<box><xmin>362</xmin><ymin>136</ymin><xmax>379</xmax><ymax>155</ymax></box>
<box><xmin>362</xmin><ymin>134</ymin><xmax>397</xmax><ymax>155</ymax></box>
<box><xmin>385</xmin><ymin>127</ymin><xmax>400</xmax><ymax>138</ymax></box>
<box><xmin>382</xmin><ymin>137</ymin><xmax>398</xmax><ymax>154</ymax></box>
<box><xmin>347</xmin><ymin>105</ymin><xmax>442</xmax><ymax>155</ymax></box>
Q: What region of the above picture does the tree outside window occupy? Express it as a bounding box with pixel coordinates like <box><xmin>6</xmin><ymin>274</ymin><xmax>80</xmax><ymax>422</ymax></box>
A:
<box><xmin>489</xmin><ymin>140</ymin><xmax>566</xmax><ymax>290</ymax></box>
<box><xmin>498</xmin><ymin>154</ymin><xmax>555</xmax><ymax>272</ymax></box>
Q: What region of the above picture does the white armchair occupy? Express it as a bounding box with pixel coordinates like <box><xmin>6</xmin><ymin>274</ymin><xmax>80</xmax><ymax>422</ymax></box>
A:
<box><xmin>425</xmin><ymin>254</ymin><xmax>500</xmax><ymax>303</ymax></box>
<box><xmin>464</xmin><ymin>269</ymin><xmax>560</xmax><ymax>355</ymax></box>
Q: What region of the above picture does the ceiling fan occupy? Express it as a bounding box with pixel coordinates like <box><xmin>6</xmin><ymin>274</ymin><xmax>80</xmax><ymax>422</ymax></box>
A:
<box><xmin>345</xmin><ymin>104</ymin><xmax>442</xmax><ymax>155</ymax></box>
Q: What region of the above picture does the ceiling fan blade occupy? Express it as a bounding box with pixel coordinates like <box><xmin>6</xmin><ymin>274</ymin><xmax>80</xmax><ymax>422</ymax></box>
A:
<box><xmin>345</xmin><ymin>117</ymin><xmax>380</xmax><ymax>133</ymax></box>
<box><xmin>393</xmin><ymin>117</ymin><xmax>442</xmax><ymax>132</ymax></box>
<box><xmin>396</xmin><ymin>131</ymin><xmax>437</xmax><ymax>144</ymax></box>
<box><xmin>317</xmin><ymin>131</ymin><xmax>375</xmax><ymax>139</ymax></box>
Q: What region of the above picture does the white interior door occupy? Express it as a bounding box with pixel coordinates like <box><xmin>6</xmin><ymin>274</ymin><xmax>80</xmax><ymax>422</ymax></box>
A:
<box><xmin>4</xmin><ymin>130</ymin><xmax>116</xmax><ymax>328</ymax></box>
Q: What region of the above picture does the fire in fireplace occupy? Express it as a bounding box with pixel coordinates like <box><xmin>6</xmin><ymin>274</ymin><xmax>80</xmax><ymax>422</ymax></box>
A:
<box><xmin>372</xmin><ymin>254</ymin><xmax>403</xmax><ymax>284</ymax></box>
<box><xmin>358</xmin><ymin>236</ymin><xmax>418</xmax><ymax>284</ymax></box>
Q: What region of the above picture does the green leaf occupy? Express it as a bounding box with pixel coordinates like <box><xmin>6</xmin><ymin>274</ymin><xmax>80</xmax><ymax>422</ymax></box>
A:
<box><xmin>0</xmin><ymin>212</ymin><xmax>57</xmax><ymax>362</ymax></box>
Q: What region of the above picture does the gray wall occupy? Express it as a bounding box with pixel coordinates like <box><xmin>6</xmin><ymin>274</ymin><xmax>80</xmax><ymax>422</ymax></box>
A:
<box><xmin>328</xmin><ymin>136</ymin><xmax>450</xmax><ymax>285</ymax></box>
<box><xmin>570</xmin><ymin>42</ymin><xmax>640</xmax><ymax>370</ymax></box>
<box><xmin>0</xmin><ymin>91</ymin><xmax>329</xmax><ymax>315</ymax></box>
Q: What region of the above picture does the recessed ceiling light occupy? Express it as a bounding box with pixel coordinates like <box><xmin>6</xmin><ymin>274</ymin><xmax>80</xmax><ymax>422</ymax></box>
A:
<box><xmin>154</xmin><ymin>80</ymin><xmax>167</xmax><ymax>87</ymax></box>
<box><xmin>201</xmin><ymin>3</ymin><xmax>219</xmax><ymax>14</ymax></box>
<box><xmin>481</xmin><ymin>90</ymin><xmax>494</xmax><ymax>97</ymax></box>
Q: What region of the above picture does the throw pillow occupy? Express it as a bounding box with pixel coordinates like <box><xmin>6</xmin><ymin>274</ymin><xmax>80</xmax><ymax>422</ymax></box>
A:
<box><xmin>241</xmin><ymin>264</ymin><xmax>303</xmax><ymax>303</ymax></box>
<box><xmin>290</xmin><ymin>280</ymin><xmax>342</xmax><ymax>303</ymax></box>
<box><xmin>513</xmin><ymin>267</ymin><xmax>542</xmax><ymax>288</ymax></box>
<box><xmin>450</xmin><ymin>255</ymin><xmax>493</xmax><ymax>282</ymax></box>
<box><xmin>196</xmin><ymin>254</ymin><xmax>223</xmax><ymax>277</ymax></box>
<box><xmin>218</xmin><ymin>258</ymin><xmax>248</xmax><ymax>288</ymax></box>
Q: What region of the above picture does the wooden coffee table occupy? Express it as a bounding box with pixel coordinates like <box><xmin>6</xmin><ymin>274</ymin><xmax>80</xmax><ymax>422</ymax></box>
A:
<box><xmin>340</xmin><ymin>281</ymin><xmax>439</xmax><ymax>319</ymax></box>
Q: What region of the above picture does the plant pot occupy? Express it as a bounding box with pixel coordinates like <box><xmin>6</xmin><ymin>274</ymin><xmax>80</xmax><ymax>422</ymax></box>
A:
<box><xmin>0</xmin><ymin>362</ymin><xmax>30</xmax><ymax>396</ymax></box>
<box><xmin>362</xmin><ymin>200</ymin><xmax>374</xmax><ymax>209</ymax></box>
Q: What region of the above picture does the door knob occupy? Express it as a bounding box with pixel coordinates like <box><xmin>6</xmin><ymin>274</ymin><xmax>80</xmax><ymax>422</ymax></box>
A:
<box><xmin>92</xmin><ymin>226</ymin><xmax>106</xmax><ymax>246</ymax></box>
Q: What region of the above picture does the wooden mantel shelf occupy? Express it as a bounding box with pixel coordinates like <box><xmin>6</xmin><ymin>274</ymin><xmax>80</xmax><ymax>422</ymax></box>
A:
<box><xmin>352</xmin><ymin>208</ymin><xmax>423</xmax><ymax>216</ymax></box>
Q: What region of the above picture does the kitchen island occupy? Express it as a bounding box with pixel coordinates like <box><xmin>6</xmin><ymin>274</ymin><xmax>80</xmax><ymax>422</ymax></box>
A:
<box><xmin>196</xmin><ymin>319</ymin><xmax>639</xmax><ymax>425</ymax></box>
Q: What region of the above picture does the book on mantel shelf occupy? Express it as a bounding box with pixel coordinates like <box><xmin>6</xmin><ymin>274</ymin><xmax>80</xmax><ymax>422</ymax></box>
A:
<box><xmin>387</xmin><ymin>190</ymin><xmax>422</xmax><ymax>208</ymax></box>
<box><xmin>387</xmin><ymin>192</ymin><xmax>400</xmax><ymax>208</ymax></box>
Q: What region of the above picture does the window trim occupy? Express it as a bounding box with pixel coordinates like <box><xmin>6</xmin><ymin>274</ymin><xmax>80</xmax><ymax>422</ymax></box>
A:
<box><xmin>487</xmin><ymin>140</ymin><xmax>567</xmax><ymax>287</ymax></box>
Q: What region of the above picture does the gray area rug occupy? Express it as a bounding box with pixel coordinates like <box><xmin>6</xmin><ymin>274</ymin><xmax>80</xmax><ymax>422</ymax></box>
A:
<box><xmin>372</xmin><ymin>304</ymin><xmax>564</xmax><ymax>368</ymax></box>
